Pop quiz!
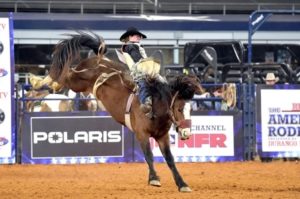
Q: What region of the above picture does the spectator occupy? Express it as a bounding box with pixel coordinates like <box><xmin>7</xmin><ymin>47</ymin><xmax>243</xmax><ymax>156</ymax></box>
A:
<box><xmin>264</xmin><ymin>72</ymin><xmax>279</xmax><ymax>85</ymax></box>
<box><xmin>192</xmin><ymin>83</ymin><xmax>237</xmax><ymax>111</ymax></box>
<box><xmin>261</xmin><ymin>72</ymin><xmax>280</xmax><ymax>162</ymax></box>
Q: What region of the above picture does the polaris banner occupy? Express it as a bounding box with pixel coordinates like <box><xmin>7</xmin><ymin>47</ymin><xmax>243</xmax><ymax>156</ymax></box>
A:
<box><xmin>0</xmin><ymin>13</ymin><xmax>15</xmax><ymax>164</ymax></box>
<box><xmin>21</xmin><ymin>112</ymin><xmax>134</xmax><ymax>164</ymax></box>
<box><xmin>256</xmin><ymin>85</ymin><xmax>300</xmax><ymax>158</ymax></box>
<box><xmin>134</xmin><ymin>111</ymin><xmax>244</xmax><ymax>162</ymax></box>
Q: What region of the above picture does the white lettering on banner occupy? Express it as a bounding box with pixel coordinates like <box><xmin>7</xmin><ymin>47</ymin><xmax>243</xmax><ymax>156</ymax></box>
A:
<box><xmin>261</xmin><ymin>89</ymin><xmax>300</xmax><ymax>152</ymax></box>
<box><xmin>151</xmin><ymin>115</ymin><xmax>234</xmax><ymax>157</ymax></box>
<box><xmin>33</xmin><ymin>131</ymin><xmax>121</xmax><ymax>144</ymax></box>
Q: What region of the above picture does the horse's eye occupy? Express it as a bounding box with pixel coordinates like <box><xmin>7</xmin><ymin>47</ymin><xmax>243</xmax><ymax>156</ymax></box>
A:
<box><xmin>178</xmin><ymin>108</ymin><xmax>184</xmax><ymax>113</ymax></box>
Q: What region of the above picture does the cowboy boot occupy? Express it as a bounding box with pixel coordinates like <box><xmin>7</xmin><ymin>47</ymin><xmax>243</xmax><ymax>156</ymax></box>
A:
<box><xmin>140</xmin><ymin>96</ymin><xmax>152</xmax><ymax>114</ymax></box>
<box><xmin>144</xmin><ymin>97</ymin><xmax>154</xmax><ymax>119</ymax></box>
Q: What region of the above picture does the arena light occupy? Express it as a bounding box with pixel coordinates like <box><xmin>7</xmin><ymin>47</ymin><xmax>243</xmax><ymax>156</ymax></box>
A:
<box><xmin>140</xmin><ymin>14</ymin><xmax>219</xmax><ymax>21</ymax></box>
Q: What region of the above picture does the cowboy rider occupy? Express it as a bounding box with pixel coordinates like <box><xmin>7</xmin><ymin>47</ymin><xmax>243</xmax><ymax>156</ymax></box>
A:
<box><xmin>120</xmin><ymin>27</ymin><xmax>153</xmax><ymax>118</ymax></box>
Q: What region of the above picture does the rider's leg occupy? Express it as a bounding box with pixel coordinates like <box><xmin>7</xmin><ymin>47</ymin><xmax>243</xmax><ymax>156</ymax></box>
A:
<box><xmin>137</xmin><ymin>79</ymin><xmax>153</xmax><ymax>117</ymax></box>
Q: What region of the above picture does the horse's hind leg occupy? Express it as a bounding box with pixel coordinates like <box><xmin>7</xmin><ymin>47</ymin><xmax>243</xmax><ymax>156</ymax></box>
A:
<box><xmin>139</xmin><ymin>138</ymin><xmax>161</xmax><ymax>187</ymax></box>
<box><xmin>156</xmin><ymin>134</ymin><xmax>192</xmax><ymax>192</ymax></box>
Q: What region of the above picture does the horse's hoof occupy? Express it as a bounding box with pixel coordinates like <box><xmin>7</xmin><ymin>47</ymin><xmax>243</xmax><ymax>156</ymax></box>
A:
<box><xmin>149</xmin><ymin>180</ymin><xmax>161</xmax><ymax>187</ymax></box>
<box><xmin>179</xmin><ymin>186</ymin><xmax>192</xmax><ymax>192</ymax></box>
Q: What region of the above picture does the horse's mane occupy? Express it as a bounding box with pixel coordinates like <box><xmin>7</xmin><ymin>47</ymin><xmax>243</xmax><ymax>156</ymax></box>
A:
<box><xmin>50</xmin><ymin>31</ymin><xmax>106</xmax><ymax>82</ymax></box>
<box><xmin>147</xmin><ymin>78</ymin><xmax>171</xmax><ymax>103</ymax></box>
<box><xmin>168</xmin><ymin>74</ymin><xmax>201</xmax><ymax>100</ymax></box>
<box><xmin>146</xmin><ymin>74</ymin><xmax>200</xmax><ymax>104</ymax></box>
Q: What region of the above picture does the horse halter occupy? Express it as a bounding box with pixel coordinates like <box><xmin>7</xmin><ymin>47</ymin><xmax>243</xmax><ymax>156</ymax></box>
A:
<box><xmin>169</xmin><ymin>91</ymin><xmax>192</xmax><ymax>140</ymax></box>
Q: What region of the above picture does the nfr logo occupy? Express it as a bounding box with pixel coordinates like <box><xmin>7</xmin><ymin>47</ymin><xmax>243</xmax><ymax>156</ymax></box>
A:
<box><xmin>150</xmin><ymin>133</ymin><xmax>227</xmax><ymax>149</ymax></box>
<box><xmin>178</xmin><ymin>133</ymin><xmax>227</xmax><ymax>148</ymax></box>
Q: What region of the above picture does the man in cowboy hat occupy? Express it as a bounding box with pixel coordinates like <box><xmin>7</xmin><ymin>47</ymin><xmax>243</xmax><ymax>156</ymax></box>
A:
<box><xmin>264</xmin><ymin>72</ymin><xmax>279</xmax><ymax>85</ymax></box>
<box><xmin>120</xmin><ymin>27</ymin><xmax>153</xmax><ymax>118</ymax></box>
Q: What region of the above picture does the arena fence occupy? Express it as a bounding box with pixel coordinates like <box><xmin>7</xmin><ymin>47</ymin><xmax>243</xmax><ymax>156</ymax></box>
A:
<box><xmin>13</xmin><ymin>82</ymin><xmax>300</xmax><ymax>165</ymax></box>
<box><xmin>18</xmin><ymin>104</ymin><xmax>244</xmax><ymax>164</ymax></box>
<box><xmin>16</xmin><ymin>82</ymin><xmax>246</xmax><ymax>164</ymax></box>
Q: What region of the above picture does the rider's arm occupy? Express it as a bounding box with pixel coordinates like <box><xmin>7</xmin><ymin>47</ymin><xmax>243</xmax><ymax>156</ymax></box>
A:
<box><xmin>123</xmin><ymin>44</ymin><xmax>143</xmax><ymax>63</ymax></box>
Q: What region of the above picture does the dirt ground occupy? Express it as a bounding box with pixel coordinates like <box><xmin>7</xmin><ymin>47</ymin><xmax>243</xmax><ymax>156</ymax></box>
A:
<box><xmin>0</xmin><ymin>161</ymin><xmax>299</xmax><ymax>199</ymax></box>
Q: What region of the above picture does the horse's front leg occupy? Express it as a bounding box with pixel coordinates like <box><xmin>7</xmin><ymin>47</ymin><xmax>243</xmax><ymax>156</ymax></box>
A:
<box><xmin>156</xmin><ymin>134</ymin><xmax>192</xmax><ymax>192</ymax></box>
<box><xmin>139</xmin><ymin>138</ymin><xmax>161</xmax><ymax>187</ymax></box>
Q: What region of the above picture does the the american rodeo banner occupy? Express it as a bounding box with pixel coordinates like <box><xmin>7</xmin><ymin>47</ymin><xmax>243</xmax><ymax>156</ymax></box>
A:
<box><xmin>256</xmin><ymin>84</ymin><xmax>300</xmax><ymax>158</ymax></box>
<box><xmin>0</xmin><ymin>13</ymin><xmax>15</xmax><ymax>164</ymax></box>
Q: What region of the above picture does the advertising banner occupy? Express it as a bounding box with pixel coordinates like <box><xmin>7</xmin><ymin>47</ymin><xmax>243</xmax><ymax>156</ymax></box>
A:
<box><xmin>134</xmin><ymin>111</ymin><xmax>244</xmax><ymax>162</ymax></box>
<box><xmin>21</xmin><ymin>112</ymin><xmax>134</xmax><ymax>164</ymax></box>
<box><xmin>0</xmin><ymin>13</ymin><xmax>15</xmax><ymax>164</ymax></box>
<box><xmin>256</xmin><ymin>85</ymin><xmax>300</xmax><ymax>158</ymax></box>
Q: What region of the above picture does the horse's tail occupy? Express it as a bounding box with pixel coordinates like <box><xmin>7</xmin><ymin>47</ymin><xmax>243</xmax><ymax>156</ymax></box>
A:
<box><xmin>49</xmin><ymin>31</ymin><xmax>106</xmax><ymax>83</ymax></box>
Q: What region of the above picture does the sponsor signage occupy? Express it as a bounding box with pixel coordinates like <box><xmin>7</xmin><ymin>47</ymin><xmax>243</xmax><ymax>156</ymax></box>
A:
<box><xmin>22</xmin><ymin>111</ymin><xmax>243</xmax><ymax>164</ymax></box>
<box><xmin>151</xmin><ymin>115</ymin><xmax>234</xmax><ymax>157</ymax></box>
<box><xmin>134</xmin><ymin>111</ymin><xmax>243</xmax><ymax>162</ymax></box>
<box><xmin>256</xmin><ymin>85</ymin><xmax>300</xmax><ymax>158</ymax></box>
<box><xmin>21</xmin><ymin>112</ymin><xmax>136</xmax><ymax>164</ymax></box>
<box><xmin>0</xmin><ymin>14</ymin><xmax>15</xmax><ymax>164</ymax></box>
<box><xmin>31</xmin><ymin>116</ymin><xmax>124</xmax><ymax>158</ymax></box>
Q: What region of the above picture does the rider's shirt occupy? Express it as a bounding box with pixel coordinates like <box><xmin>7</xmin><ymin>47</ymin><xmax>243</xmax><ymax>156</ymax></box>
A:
<box><xmin>123</xmin><ymin>42</ymin><xmax>148</xmax><ymax>81</ymax></box>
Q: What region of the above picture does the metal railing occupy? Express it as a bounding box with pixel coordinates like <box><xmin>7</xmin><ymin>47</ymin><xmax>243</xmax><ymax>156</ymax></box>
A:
<box><xmin>1</xmin><ymin>1</ymin><xmax>300</xmax><ymax>15</ymax></box>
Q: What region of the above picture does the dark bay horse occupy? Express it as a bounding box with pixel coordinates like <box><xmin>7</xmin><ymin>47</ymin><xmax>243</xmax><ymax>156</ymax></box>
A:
<box><xmin>49</xmin><ymin>31</ymin><xmax>204</xmax><ymax>192</ymax></box>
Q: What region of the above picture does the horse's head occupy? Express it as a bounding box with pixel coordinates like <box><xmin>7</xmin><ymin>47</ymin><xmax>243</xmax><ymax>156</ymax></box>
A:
<box><xmin>170</xmin><ymin>96</ymin><xmax>192</xmax><ymax>140</ymax></box>
<box><xmin>169</xmin><ymin>74</ymin><xmax>204</xmax><ymax>140</ymax></box>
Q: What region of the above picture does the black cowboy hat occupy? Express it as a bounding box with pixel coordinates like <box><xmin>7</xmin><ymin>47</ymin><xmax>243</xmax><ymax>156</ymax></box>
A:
<box><xmin>120</xmin><ymin>27</ymin><xmax>147</xmax><ymax>41</ymax></box>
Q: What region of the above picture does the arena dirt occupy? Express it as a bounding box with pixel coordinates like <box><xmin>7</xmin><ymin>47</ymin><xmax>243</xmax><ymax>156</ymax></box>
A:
<box><xmin>0</xmin><ymin>162</ymin><xmax>299</xmax><ymax>199</ymax></box>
